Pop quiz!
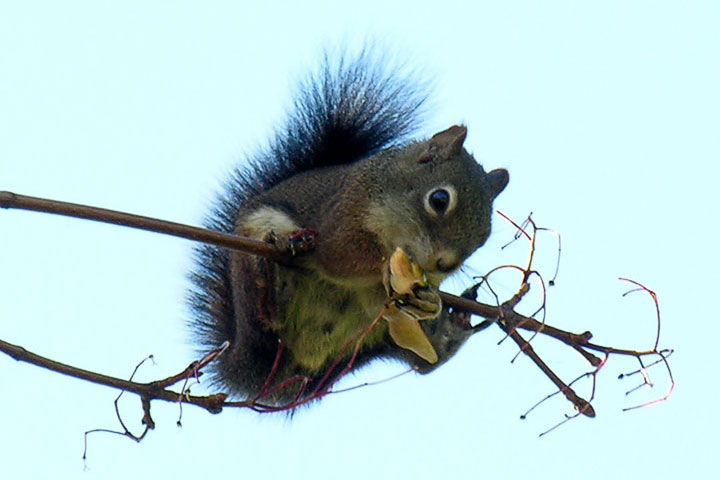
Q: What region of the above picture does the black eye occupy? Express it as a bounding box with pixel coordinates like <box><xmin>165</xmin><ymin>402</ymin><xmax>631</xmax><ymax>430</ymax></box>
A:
<box><xmin>424</xmin><ymin>185</ymin><xmax>457</xmax><ymax>217</ymax></box>
<box><xmin>428</xmin><ymin>189</ymin><xmax>450</xmax><ymax>214</ymax></box>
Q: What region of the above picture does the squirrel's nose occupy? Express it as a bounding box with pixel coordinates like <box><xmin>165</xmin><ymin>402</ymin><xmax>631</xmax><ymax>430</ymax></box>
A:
<box><xmin>435</xmin><ymin>250</ymin><xmax>459</xmax><ymax>273</ymax></box>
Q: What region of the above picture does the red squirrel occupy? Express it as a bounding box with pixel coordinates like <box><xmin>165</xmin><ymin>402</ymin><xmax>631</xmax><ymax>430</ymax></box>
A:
<box><xmin>189</xmin><ymin>52</ymin><xmax>509</xmax><ymax>406</ymax></box>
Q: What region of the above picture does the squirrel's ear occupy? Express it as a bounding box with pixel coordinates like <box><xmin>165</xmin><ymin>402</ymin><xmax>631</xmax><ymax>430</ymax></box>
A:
<box><xmin>429</xmin><ymin>125</ymin><xmax>467</xmax><ymax>155</ymax></box>
<box><xmin>487</xmin><ymin>168</ymin><xmax>509</xmax><ymax>198</ymax></box>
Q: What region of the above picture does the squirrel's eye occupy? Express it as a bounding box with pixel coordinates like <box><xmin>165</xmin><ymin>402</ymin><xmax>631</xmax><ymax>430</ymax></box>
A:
<box><xmin>424</xmin><ymin>186</ymin><xmax>457</xmax><ymax>217</ymax></box>
<box><xmin>429</xmin><ymin>189</ymin><xmax>450</xmax><ymax>212</ymax></box>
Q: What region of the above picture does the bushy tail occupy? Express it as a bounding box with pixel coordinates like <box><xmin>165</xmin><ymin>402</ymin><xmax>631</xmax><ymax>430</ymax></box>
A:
<box><xmin>229</xmin><ymin>49</ymin><xmax>429</xmax><ymax>211</ymax></box>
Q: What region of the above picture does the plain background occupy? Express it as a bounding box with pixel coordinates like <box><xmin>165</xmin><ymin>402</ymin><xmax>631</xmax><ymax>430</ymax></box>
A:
<box><xmin>1</xmin><ymin>1</ymin><xmax>717</xmax><ymax>478</ymax></box>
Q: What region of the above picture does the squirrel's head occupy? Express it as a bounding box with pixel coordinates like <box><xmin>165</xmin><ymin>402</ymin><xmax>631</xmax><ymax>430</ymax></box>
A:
<box><xmin>364</xmin><ymin>125</ymin><xmax>508</xmax><ymax>286</ymax></box>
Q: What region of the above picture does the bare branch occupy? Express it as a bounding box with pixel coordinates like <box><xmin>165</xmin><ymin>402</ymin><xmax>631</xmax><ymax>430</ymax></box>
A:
<box><xmin>484</xmin><ymin>213</ymin><xmax>674</xmax><ymax>432</ymax></box>
<box><xmin>0</xmin><ymin>191</ymin><xmax>294</xmax><ymax>262</ymax></box>
<box><xmin>0</xmin><ymin>193</ymin><xmax>674</xmax><ymax>442</ymax></box>
<box><xmin>0</xmin><ymin>338</ymin><xmax>227</xmax><ymax>414</ymax></box>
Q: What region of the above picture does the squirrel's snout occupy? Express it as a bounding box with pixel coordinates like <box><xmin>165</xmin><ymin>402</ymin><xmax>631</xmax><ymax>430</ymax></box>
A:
<box><xmin>434</xmin><ymin>250</ymin><xmax>460</xmax><ymax>273</ymax></box>
<box><xmin>436</xmin><ymin>259</ymin><xmax>459</xmax><ymax>273</ymax></box>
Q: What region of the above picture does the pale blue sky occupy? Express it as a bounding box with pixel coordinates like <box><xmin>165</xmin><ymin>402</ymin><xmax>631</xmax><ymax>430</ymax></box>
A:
<box><xmin>1</xmin><ymin>1</ymin><xmax>717</xmax><ymax>479</ymax></box>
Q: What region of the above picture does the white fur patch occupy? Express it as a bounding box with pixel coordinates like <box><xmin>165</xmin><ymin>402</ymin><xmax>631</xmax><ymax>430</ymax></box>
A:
<box><xmin>241</xmin><ymin>206</ymin><xmax>299</xmax><ymax>240</ymax></box>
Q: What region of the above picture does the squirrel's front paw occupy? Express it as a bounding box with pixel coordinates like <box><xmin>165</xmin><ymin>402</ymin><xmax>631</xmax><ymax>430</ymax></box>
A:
<box><xmin>384</xmin><ymin>246</ymin><xmax>441</xmax><ymax>319</ymax></box>
<box><xmin>382</xmin><ymin>247</ymin><xmax>441</xmax><ymax>363</ymax></box>
<box><xmin>399</xmin><ymin>285</ymin><xmax>442</xmax><ymax>319</ymax></box>
<box><xmin>264</xmin><ymin>228</ymin><xmax>317</xmax><ymax>256</ymax></box>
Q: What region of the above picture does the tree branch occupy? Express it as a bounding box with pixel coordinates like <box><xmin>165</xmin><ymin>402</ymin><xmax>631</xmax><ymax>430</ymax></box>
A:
<box><xmin>1</xmin><ymin>192</ymin><xmax>674</xmax><ymax>439</ymax></box>
<box><xmin>0</xmin><ymin>191</ymin><xmax>290</xmax><ymax>262</ymax></box>
<box><xmin>0</xmin><ymin>338</ymin><xmax>227</xmax><ymax>414</ymax></box>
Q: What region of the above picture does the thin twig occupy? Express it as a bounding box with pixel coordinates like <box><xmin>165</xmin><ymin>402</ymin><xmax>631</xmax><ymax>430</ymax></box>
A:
<box><xmin>0</xmin><ymin>338</ymin><xmax>227</xmax><ymax>414</ymax></box>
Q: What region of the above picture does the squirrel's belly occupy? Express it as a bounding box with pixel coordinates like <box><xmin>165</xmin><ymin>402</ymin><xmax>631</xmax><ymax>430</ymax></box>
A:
<box><xmin>276</xmin><ymin>269</ymin><xmax>388</xmax><ymax>372</ymax></box>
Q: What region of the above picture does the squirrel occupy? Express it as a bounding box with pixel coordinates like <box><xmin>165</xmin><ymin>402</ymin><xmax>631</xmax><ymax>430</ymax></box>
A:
<box><xmin>189</xmin><ymin>51</ymin><xmax>509</xmax><ymax>406</ymax></box>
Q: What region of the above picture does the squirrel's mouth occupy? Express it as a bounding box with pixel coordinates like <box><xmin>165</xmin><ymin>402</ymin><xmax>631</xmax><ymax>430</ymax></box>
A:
<box><xmin>394</xmin><ymin>242</ymin><xmax>460</xmax><ymax>282</ymax></box>
<box><xmin>420</xmin><ymin>251</ymin><xmax>461</xmax><ymax>287</ymax></box>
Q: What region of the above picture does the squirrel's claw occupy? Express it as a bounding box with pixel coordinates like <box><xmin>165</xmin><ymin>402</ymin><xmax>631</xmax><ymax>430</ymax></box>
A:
<box><xmin>265</xmin><ymin>228</ymin><xmax>318</xmax><ymax>257</ymax></box>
